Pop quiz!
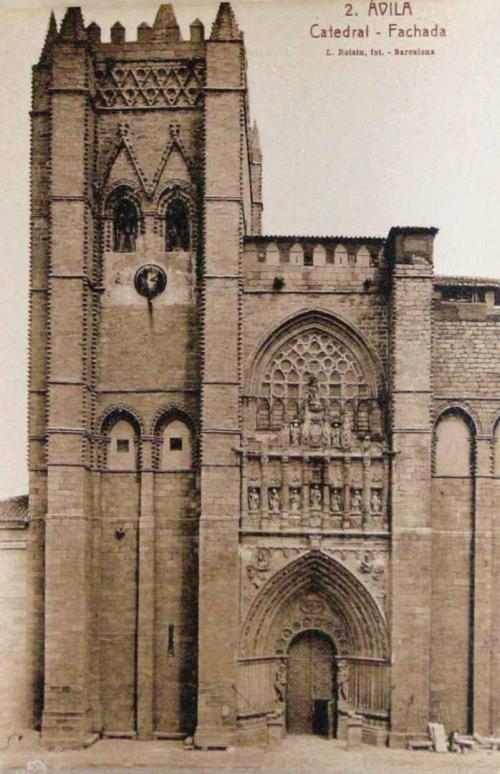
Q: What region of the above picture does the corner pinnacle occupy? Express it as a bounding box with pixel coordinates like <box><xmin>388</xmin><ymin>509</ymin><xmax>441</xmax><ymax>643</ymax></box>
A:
<box><xmin>210</xmin><ymin>2</ymin><xmax>240</xmax><ymax>41</ymax></box>
<box><xmin>38</xmin><ymin>11</ymin><xmax>58</xmax><ymax>63</ymax></box>
<box><xmin>153</xmin><ymin>4</ymin><xmax>182</xmax><ymax>42</ymax></box>
<box><xmin>59</xmin><ymin>7</ymin><xmax>86</xmax><ymax>41</ymax></box>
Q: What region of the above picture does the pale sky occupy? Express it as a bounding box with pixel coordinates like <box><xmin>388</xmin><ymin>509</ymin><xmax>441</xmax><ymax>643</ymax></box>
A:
<box><xmin>0</xmin><ymin>0</ymin><xmax>499</xmax><ymax>498</ymax></box>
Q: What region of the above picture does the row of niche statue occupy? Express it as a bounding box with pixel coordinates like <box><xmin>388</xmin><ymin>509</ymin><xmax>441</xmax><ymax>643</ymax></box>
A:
<box><xmin>281</xmin><ymin>413</ymin><xmax>354</xmax><ymax>449</ymax></box>
<box><xmin>248</xmin><ymin>485</ymin><xmax>383</xmax><ymax>514</ymax></box>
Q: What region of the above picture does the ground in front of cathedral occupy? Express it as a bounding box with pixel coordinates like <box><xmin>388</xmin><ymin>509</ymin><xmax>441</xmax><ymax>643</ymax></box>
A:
<box><xmin>2</xmin><ymin>735</ymin><xmax>500</xmax><ymax>773</ymax></box>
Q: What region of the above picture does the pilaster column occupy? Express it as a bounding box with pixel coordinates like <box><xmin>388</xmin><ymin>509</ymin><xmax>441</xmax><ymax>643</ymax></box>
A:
<box><xmin>322</xmin><ymin>457</ymin><xmax>331</xmax><ymax>522</ymax></box>
<box><xmin>260</xmin><ymin>455</ymin><xmax>269</xmax><ymax>526</ymax></box>
<box><xmin>195</xmin><ymin>7</ymin><xmax>246</xmax><ymax>748</ymax></box>
<box><xmin>342</xmin><ymin>457</ymin><xmax>351</xmax><ymax>528</ymax></box>
<box><xmin>302</xmin><ymin>465</ymin><xmax>310</xmax><ymax>524</ymax></box>
<box><xmin>382</xmin><ymin>456</ymin><xmax>389</xmax><ymax>530</ymax></box>
<box><xmin>472</xmin><ymin>435</ymin><xmax>494</xmax><ymax>733</ymax></box>
<box><xmin>136</xmin><ymin>438</ymin><xmax>155</xmax><ymax>739</ymax></box>
<box><xmin>28</xmin><ymin>46</ymin><xmax>52</xmax><ymax>731</ymax></box>
<box><xmin>362</xmin><ymin>455</ymin><xmax>371</xmax><ymax>528</ymax></box>
<box><xmin>281</xmin><ymin>456</ymin><xmax>289</xmax><ymax>524</ymax></box>
<box><xmin>387</xmin><ymin>227</ymin><xmax>436</xmax><ymax>746</ymax></box>
<box><xmin>241</xmin><ymin>452</ymin><xmax>249</xmax><ymax>526</ymax></box>
<box><xmin>42</xmin><ymin>12</ymin><xmax>97</xmax><ymax>748</ymax></box>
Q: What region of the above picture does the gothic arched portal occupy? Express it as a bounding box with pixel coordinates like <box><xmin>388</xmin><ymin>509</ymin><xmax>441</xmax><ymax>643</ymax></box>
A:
<box><xmin>239</xmin><ymin>552</ymin><xmax>390</xmax><ymax>729</ymax></box>
<box><xmin>241</xmin><ymin>551</ymin><xmax>388</xmax><ymax>658</ymax></box>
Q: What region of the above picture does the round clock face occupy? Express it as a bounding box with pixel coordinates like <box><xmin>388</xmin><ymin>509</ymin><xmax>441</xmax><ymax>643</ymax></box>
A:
<box><xmin>134</xmin><ymin>264</ymin><xmax>167</xmax><ymax>299</ymax></box>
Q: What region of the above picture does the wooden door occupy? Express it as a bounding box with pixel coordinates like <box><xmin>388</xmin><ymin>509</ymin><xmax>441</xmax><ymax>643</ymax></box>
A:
<box><xmin>287</xmin><ymin>631</ymin><xmax>334</xmax><ymax>734</ymax></box>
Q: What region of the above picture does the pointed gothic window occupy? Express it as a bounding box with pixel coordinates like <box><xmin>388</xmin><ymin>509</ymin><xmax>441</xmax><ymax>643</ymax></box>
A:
<box><xmin>165</xmin><ymin>198</ymin><xmax>190</xmax><ymax>251</ymax></box>
<box><xmin>113</xmin><ymin>197</ymin><xmax>138</xmax><ymax>252</ymax></box>
<box><xmin>260</xmin><ymin>331</ymin><xmax>368</xmax><ymax>411</ymax></box>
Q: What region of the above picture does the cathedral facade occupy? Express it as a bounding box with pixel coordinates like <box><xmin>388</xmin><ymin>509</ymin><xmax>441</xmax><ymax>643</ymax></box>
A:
<box><xmin>1</xmin><ymin>0</ymin><xmax>500</xmax><ymax>751</ymax></box>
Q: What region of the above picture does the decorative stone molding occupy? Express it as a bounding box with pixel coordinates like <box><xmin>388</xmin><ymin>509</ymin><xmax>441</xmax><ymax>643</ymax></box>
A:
<box><xmin>95</xmin><ymin>60</ymin><xmax>206</xmax><ymax>111</ymax></box>
<box><xmin>240</xmin><ymin>551</ymin><xmax>389</xmax><ymax>659</ymax></box>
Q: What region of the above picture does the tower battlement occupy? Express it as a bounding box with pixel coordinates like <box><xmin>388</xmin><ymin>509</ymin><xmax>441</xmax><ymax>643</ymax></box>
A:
<box><xmin>37</xmin><ymin>3</ymin><xmax>243</xmax><ymax>61</ymax></box>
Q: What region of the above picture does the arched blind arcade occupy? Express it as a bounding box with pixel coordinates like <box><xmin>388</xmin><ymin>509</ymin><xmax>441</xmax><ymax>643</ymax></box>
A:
<box><xmin>434</xmin><ymin>412</ymin><xmax>473</xmax><ymax>477</ymax></box>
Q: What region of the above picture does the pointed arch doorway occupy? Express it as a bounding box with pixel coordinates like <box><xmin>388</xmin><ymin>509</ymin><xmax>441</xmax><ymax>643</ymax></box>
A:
<box><xmin>287</xmin><ymin>630</ymin><xmax>337</xmax><ymax>736</ymax></box>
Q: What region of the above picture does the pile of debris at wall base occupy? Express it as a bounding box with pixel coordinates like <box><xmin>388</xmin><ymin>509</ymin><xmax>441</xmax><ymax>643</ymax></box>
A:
<box><xmin>407</xmin><ymin>723</ymin><xmax>500</xmax><ymax>753</ymax></box>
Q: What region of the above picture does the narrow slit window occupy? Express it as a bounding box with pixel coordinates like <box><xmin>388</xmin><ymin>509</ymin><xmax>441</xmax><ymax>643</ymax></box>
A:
<box><xmin>167</xmin><ymin>624</ymin><xmax>175</xmax><ymax>655</ymax></box>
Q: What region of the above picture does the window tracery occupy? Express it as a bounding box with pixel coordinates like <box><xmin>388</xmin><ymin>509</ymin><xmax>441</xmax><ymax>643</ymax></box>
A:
<box><xmin>261</xmin><ymin>331</ymin><xmax>368</xmax><ymax>407</ymax></box>
<box><xmin>165</xmin><ymin>197</ymin><xmax>190</xmax><ymax>251</ymax></box>
<box><xmin>255</xmin><ymin>331</ymin><xmax>374</xmax><ymax>442</ymax></box>
<box><xmin>113</xmin><ymin>194</ymin><xmax>139</xmax><ymax>252</ymax></box>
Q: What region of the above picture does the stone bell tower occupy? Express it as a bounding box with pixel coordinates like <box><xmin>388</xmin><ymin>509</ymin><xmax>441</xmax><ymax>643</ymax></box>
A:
<box><xmin>29</xmin><ymin>2</ymin><xmax>259</xmax><ymax>749</ymax></box>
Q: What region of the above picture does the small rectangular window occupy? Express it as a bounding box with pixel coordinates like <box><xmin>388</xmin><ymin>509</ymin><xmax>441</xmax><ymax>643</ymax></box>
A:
<box><xmin>167</xmin><ymin>624</ymin><xmax>175</xmax><ymax>655</ymax></box>
<box><xmin>170</xmin><ymin>437</ymin><xmax>183</xmax><ymax>451</ymax></box>
<box><xmin>117</xmin><ymin>439</ymin><xmax>129</xmax><ymax>453</ymax></box>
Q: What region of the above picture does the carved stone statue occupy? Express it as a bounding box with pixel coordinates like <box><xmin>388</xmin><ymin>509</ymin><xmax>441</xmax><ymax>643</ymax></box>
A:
<box><xmin>323</xmin><ymin>420</ymin><xmax>331</xmax><ymax>447</ymax></box>
<box><xmin>360</xmin><ymin>549</ymin><xmax>385</xmax><ymax>581</ymax></box>
<box><xmin>337</xmin><ymin>660</ymin><xmax>351</xmax><ymax>710</ymax></box>
<box><xmin>290</xmin><ymin>420</ymin><xmax>301</xmax><ymax>446</ymax></box>
<box><xmin>310</xmin><ymin>485</ymin><xmax>322</xmax><ymax>510</ymax></box>
<box><xmin>289</xmin><ymin>487</ymin><xmax>301</xmax><ymax>513</ymax></box>
<box><xmin>341</xmin><ymin>414</ymin><xmax>352</xmax><ymax>450</ymax></box>
<box><xmin>268</xmin><ymin>487</ymin><xmax>281</xmax><ymax>514</ymax></box>
<box><xmin>351</xmin><ymin>489</ymin><xmax>362</xmax><ymax>513</ymax></box>
<box><xmin>330</xmin><ymin>421</ymin><xmax>341</xmax><ymax>448</ymax></box>
<box><xmin>274</xmin><ymin>660</ymin><xmax>287</xmax><ymax>705</ymax></box>
<box><xmin>372</xmin><ymin>558</ymin><xmax>385</xmax><ymax>581</ymax></box>
<box><xmin>248</xmin><ymin>487</ymin><xmax>260</xmax><ymax>511</ymax></box>
<box><xmin>371</xmin><ymin>489</ymin><xmax>382</xmax><ymax>513</ymax></box>
<box><xmin>300</xmin><ymin>376</ymin><xmax>326</xmax><ymax>447</ymax></box>
<box><xmin>255</xmin><ymin>547</ymin><xmax>271</xmax><ymax>571</ymax></box>
<box><xmin>359</xmin><ymin>550</ymin><xmax>374</xmax><ymax>574</ymax></box>
<box><xmin>331</xmin><ymin>488</ymin><xmax>342</xmax><ymax>513</ymax></box>
<box><xmin>279</xmin><ymin>423</ymin><xmax>290</xmax><ymax>445</ymax></box>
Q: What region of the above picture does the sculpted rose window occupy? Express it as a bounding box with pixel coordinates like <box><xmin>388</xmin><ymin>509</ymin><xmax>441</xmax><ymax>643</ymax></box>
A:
<box><xmin>258</xmin><ymin>331</ymin><xmax>368</xmax><ymax>431</ymax></box>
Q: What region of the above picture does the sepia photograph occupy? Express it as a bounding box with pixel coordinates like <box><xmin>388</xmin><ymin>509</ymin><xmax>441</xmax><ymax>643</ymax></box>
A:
<box><xmin>0</xmin><ymin>0</ymin><xmax>499</xmax><ymax>771</ymax></box>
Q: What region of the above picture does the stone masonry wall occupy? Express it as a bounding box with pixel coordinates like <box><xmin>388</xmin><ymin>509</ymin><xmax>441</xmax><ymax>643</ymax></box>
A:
<box><xmin>430</xmin><ymin>479</ymin><xmax>473</xmax><ymax>732</ymax></box>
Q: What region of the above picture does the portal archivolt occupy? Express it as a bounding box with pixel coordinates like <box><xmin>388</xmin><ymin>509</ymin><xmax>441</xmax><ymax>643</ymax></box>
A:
<box><xmin>240</xmin><ymin>551</ymin><xmax>389</xmax><ymax>659</ymax></box>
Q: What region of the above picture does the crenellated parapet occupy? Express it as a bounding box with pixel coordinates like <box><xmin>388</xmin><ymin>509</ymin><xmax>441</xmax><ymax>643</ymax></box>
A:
<box><xmin>243</xmin><ymin>236</ymin><xmax>386</xmax><ymax>291</ymax></box>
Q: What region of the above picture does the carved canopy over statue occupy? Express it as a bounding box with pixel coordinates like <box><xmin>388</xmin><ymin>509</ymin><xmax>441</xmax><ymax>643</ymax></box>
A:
<box><xmin>279</xmin><ymin>374</ymin><xmax>357</xmax><ymax>450</ymax></box>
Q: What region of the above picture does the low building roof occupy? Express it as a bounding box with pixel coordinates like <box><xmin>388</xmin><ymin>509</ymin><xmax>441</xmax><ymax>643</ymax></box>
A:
<box><xmin>0</xmin><ymin>495</ymin><xmax>29</xmax><ymax>526</ymax></box>
<box><xmin>434</xmin><ymin>275</ymin><xmax>500</xmax><ymax>289</ymax></box>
